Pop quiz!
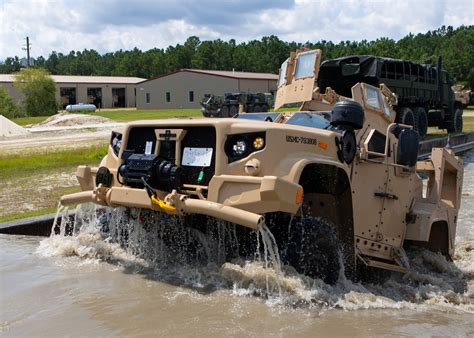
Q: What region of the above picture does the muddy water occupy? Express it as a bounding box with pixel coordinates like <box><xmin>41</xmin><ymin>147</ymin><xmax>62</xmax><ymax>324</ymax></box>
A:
<box><xmin>1</xmin><ymin>152</ymin><xmax>474</xmax><ymax>337</ymax></box>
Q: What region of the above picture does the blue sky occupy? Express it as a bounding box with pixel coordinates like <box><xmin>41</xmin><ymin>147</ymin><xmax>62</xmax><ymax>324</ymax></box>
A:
<box><xmin>0</xmin><ymin>0</ymin><xmax>472</xmax><ymax>60</ymax></box>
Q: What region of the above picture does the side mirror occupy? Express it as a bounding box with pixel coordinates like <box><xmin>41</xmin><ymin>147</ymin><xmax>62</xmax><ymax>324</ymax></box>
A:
<box><xmin>397</xmin><ymin>129</ymin><xmax>419</xmax><ymax>166</ymax></box>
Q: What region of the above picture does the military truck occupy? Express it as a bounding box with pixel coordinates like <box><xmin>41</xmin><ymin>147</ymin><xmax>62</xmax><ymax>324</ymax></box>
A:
<box><xmin>60</xmin><ymin>49</ymin><xmax>463</xmax><ymax>284</ymax></box>
<box><xmin>317</xmin><ymin>55</ymin><xmax>464</xmax><ymax>137</ymax></box>
<box><xmin>200</xmin><ymin>92</ymin><xmax>273</xmax><ymax>117</ymax></box>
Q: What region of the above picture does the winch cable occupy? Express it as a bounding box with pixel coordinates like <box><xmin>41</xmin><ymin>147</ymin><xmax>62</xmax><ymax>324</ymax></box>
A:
<box><xmin>141</xmin><ymin>177</ymin><xmax>176</xmax><ymax>212</ymax></box>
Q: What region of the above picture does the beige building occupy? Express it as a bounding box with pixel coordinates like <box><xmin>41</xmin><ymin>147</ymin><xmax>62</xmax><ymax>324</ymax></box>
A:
<box><xmin>0</xmin><ymin>74</ymin><xmax>145</xmax><ymax>109</ymax></box>
<box><xmin>136</xmin><ymin>69</ymin><xmax>279</xmax><ymax>109</ymax></box>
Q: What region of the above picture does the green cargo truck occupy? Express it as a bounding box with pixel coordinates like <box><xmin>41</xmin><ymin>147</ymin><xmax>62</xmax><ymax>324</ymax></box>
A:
<box><xmin>318</xmin><ymin>56</ymin><xmax>463</xmax><ymax>136</ymax></box>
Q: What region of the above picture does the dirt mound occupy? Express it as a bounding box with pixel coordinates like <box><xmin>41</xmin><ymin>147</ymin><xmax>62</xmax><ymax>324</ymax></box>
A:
<box><xmin>0</xmin><ymin>115</ymin><xmax>29</xmax><ymax>137</ymax></box>
<box><xmin>35</xmin><ymin>112</ymin><xmax>112</xmax><ymax>127</ymax></box>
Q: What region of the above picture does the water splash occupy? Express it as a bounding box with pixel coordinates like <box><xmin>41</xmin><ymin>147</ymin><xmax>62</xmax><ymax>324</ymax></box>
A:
<box><xmin>37</xmin><ymin>203</ymin><xmax>474</xmax><ymax>313</ymax></box>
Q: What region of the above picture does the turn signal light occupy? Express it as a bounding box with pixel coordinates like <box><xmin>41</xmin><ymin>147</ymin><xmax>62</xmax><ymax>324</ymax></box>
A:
<box><xmin>253</xmin><ymin>137</ymin><xmax>265</xmax><ymax>150</ymax></box>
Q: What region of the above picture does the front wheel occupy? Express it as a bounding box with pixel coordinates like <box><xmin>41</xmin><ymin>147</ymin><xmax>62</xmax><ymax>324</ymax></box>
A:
<box><xmin>284</xmin><ymin>217</ymin><xmax>341</xmax><ymax>284</ymax></box>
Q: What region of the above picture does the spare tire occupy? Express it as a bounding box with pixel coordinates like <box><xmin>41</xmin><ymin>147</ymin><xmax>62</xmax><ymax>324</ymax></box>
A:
<box><xmin>330</xmin><ymin>101</ymin><xmax>365</xmax><ymax>130</ymax></box>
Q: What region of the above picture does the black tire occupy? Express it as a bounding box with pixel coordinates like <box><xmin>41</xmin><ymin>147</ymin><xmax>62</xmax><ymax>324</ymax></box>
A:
<box><xmin>229</xmin><ymin>105</ymin><xmax>239</xmax><ymax>117</ymax></box>
<box><xmin>447</xmin><ymin>108</ymin><xmax>463</xmax><ymax>133</ymax></box>
<box><xmin>285</xmin><ymin>217</ymin><xmax>341</xmax><ymax>284</ymax></box>
<box><xmin>413</xmin><ymin>106</ymin><xmax>428</xmax><ymax>137</ymax></box>
<box><xmin>330</xmin><ymin>100</ymin><xmax>365</xmax><ymax>130</ymax></box>
<box><xmin>253</xmin><ymin>105</ymin><xmax>261</xmax><ymax>113</ymax></box>
<box><xmin>221</xmin><ymin>106</ymin><xmax>230</xmax><ymax>118</ymax></box>
<box><xmin>261</xmin><ymin>105</ymin><xmax>268</xmax><ymax>112</ymax></box>
<box><xmin>397</xmin><ymin>107</ymin><xmax>415</xmax><ymax>128</ymax></box>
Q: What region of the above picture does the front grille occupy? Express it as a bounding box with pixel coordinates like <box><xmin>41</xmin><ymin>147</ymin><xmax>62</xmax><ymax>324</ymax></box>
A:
<box><xmin>123</xmin><ymin>126</ymin><xmax>216</xmax><ymax>187</ymax></box>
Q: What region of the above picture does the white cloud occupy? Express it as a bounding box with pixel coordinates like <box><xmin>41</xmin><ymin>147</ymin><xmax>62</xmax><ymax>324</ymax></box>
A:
<box><xmin>0</xmin><ymin>0</ymin><xmax>472</xmax><ymax>60</ymax></box>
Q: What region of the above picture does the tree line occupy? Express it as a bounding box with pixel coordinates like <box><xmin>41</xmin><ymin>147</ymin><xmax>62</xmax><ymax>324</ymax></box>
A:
<box><xmin>1</xmin><ymin>25</ymin><xmax>473</xmax><ymax>88</ymax></box>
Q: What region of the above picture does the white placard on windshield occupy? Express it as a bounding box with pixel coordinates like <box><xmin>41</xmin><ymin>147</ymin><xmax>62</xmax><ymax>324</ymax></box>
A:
<box><xmin>145</xmin><ymin>141</ymin><xmax>153</xmax><ymax>155</ymax></box>
<box><xmin>182</xmin><ymin>147</ymin><xmax>213</xmax><ymax>167</ymax></box>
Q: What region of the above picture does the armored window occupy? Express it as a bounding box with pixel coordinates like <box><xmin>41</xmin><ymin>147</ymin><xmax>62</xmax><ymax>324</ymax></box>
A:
<box><xmin>189</xmin><ymin>91</ymin><xmax>194</xmax><ymax>102</ymax></box>
<box><xmin>146</xmin><ymin>93</ymin><xmax>150</xmax><ymax>104</ymax></box>
<box><xmin>365</xmin><ymin>86</ymin><xmax>381</xmax><ymax>110</ymax></box>
<box><xmin>166</xmin><ymin>92</ymin><xmax>171</xmax><ymax>103</ymax></box>
<box><xmin>367</xmin><ymin>130</ymin><xmax>387</xmax><ymax>156</ymax></box>
<box><xmin>294</xmin><ymin>51</ymin><xmax>317</xmax><ymax>79</ymax></box>
<box><xmin>278</xmin><ymin>58</ymin><xmax>289</xmax><ymax>87</ymax></box>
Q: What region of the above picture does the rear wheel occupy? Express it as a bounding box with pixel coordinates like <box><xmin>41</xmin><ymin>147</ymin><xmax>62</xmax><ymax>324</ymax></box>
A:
<box><xmin>413</xmin><ymin>106</ymin><xmax>428</xmax><ymax>137</ymax></box>
<box><xmin>261</xmin><ymin>105</ymin><xmax>268</xmax><ymax>112</ymax></box>
<box><xmin>397</xmin><ymin>107</ymin><xmax>415</xmax><ymax>128</ymax></box>
<box><xmin>253</xmin><ymin>105</ymin><xmax>261</xmax><ymax>113</ymax></box>
<box><xmin>447</xmin><ymin>108</ymin><xmax>463</xmax><ymax>133</ymax></box>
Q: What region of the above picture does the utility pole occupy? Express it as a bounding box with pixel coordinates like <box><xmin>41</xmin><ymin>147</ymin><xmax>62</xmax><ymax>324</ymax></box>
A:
<box><xmin>23</xmin><ymin>36</ymin><xmax>31</xmax><ymax>67</ymax></box>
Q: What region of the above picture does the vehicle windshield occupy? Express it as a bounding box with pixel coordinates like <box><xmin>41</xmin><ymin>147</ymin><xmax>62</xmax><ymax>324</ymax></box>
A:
<box><xmin>235</xmin><ymin>113</ymin><xmax>281</xmax><ymax>122</ymax></box>
<box><xmin>286</xmin><ymin>112</ymin><xmax>331</xmax><ymax>129</ymax></box>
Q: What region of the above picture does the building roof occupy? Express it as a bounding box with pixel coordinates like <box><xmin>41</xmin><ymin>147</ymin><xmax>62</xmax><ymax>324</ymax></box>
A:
<box><xmin>0</xmin><ymin>74</ymin><xmax>145</xmax><ymax>84</ymax></box>
<box><xmin>139</xmin><ymin>69</ymin><xmax>279</xmax><ymax>84</ymax></box>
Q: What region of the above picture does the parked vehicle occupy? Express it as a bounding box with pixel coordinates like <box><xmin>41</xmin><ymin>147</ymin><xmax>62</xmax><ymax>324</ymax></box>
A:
<box><xmin>200</xmin><ymin>92</ymin><xmax>273</xmax><ymax>117</ymax></box>
<box><xmin>317</xmin><ymin>55</ymin><xmax>464</xmax><ymax>136</ymax></box>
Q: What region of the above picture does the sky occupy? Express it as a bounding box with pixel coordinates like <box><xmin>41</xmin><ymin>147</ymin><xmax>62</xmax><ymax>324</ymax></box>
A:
<box><xmin>0</xmin><ymin>0</ymin><xmax>473</xmax><ymax>60</ymax></box>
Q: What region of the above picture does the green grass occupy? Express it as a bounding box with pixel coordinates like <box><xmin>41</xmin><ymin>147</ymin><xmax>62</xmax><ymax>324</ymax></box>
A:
<box><xmin>11</xmin><ymin>107</ymin><xmax>301</xmax><ymax>126</ymax></box>
<box><xmin>0</xmin><ymin>186</ymin><xmax>80</xmax><ymax>223</ymax></box>
<box><xmin>464</xmin><ymin>116</ymin><xmax>474</xmax><ymax>131</ymax></box>
<box><xmin>0</xmin><ymin>208</ymin><xmax>59</xmax><ymax>223</ymax></box>
<box><xmin>92</xmin><ymin>109</ymin><xmax>202</xmax><ymax>121</ymax></box>
<box><xmin>0</xmin><ymin>145</ymin><xmax>107</xmax><ymax>180</ymax></box>
<box><xmin>11</xmin><ymin>116</ymin><xmax>51</xmax><ymax>126</ymax></box>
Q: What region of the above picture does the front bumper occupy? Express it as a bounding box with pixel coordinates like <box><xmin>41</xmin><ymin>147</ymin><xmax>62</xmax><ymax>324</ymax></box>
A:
<box><xmin>60</xmin><ymin>166</ymin><xmax>302</xmax><ymax>230</ymax></box>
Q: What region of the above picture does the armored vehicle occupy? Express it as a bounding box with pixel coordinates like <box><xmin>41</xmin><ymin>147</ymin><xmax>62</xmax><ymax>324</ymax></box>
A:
<box><xmin>200</xmin><ymin>92</ymin><xmax>273</xmax><ymax>117</ymax></box>
<box><xmin>61</xmin><ymin>49</ymin><xmax>464</xmax><ymax>284</ymax></box>
<box><xmin>318</xmin><ymin>55</ymin><xmax>464</xmax><ymax>136</ymax></box>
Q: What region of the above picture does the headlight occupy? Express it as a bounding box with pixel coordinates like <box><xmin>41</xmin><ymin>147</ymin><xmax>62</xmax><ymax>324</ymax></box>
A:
<box><xmin>233</xmin><ymin>140</ymin><xmax>248</xmax><ymax>156</ymax></box>
<box><xmin>225</xmin><ymin>132</ymin><xmax>266</xmax><ymax>163</ymax></box>
<box><xmin>110</xmin><ymin>131</ymin><xmax>122</xmax><ymax>156</ymax></box>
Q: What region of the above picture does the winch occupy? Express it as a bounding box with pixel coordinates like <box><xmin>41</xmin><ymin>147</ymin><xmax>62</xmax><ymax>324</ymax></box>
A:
<box><xmin>118</xmin><ymin>153</ymin><xmax>184</xmax><ymax>191</ymax></box>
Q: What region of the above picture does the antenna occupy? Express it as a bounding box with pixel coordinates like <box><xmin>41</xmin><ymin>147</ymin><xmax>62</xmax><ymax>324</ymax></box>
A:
<box><xmin>22</xmin><ymin>36</ymin><xmax>31</xmax><ymax>67</ymax></box>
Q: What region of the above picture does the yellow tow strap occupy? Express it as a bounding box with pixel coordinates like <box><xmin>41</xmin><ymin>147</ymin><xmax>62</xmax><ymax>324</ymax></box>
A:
<box><xmin>151</xmin><ymin>195</ymin><xmax>176</xmax><ymax>212</ymax></box>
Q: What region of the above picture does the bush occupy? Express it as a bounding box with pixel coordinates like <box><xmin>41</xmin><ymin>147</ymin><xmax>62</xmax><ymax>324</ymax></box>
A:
<box><xmin>14</xmin><ymin>68</ymin><xmax>59</xmax><ymax>116</ymax></box>
<box><xmin>0</xmin><ymin>87</ymin><xmax>23</xmax><ymax>118</ymax></box>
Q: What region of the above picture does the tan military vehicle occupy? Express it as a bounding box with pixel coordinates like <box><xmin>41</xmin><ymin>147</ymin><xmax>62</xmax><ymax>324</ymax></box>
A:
<box><xmin>453</xmin><ymin>85</ymin><xmax>471</xmax><ymax>108</ymax></box>
<box><xmin>61</xmin><ymin>49</ymin><xmax>464</xmax><ymax>284</ymax></box>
